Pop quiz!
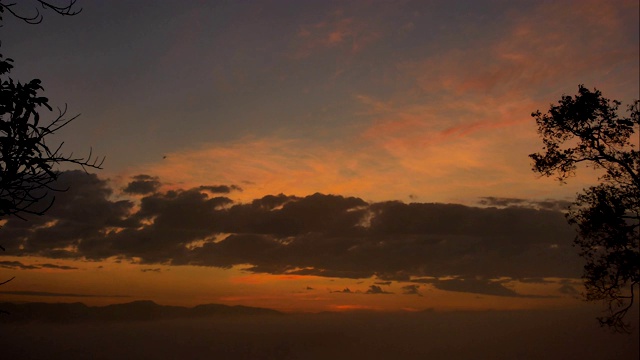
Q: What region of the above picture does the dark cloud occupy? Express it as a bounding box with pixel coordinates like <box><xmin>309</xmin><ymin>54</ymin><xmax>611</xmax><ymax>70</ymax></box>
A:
<box><xmin>478</xmin><ymin>197</ymin><xmax>572</xmax><ymax>211</ymax></box>
<box><xmin>0</xmin><ymin>172</ymin><xmax>583</xmax><ymax>297</ymax></box>
<box><xmin>141</xmin><ymin>268</ymin><xmax>161</xmax><ymax>273</ymax></box>
<box><xmin>0</xmin><ymin>171</ymin><xmax>135</xmax><ymax>257</ymax></box>
<box><xmin>413</xmin><ymin>278</ymin><xmax>553</xmax><ymax>298</ymax></box>
<box><xmin>518</xmin><ymin>277</ymin><xmax>554</xmax><ymax>284</ymax></box>
<box><xmin>287</xmin><ymin>267</ymin><xmax>371</xmax><ymax>279</ymax></box>
<box><xmin>402</xmin><ymin>285</ymin><xmax>422</xmax><ymax>296</ymax></box>
<box><xmin>80</xmin><ymin>188</ymin><xmax>233</xmax><ymax>264</ymax></box>
<box><xmin>478</xmin><ymin>197</ymin><xmax>527</xmax><ymax>207</ymax></box>
<box><xmin>123</xmin><ymin>175</ymin><xmax>161</xmax><ymax>195</ymax></box>
<box><xmin>331</xmin><ymin>288</ymin><xmax>353</xmax><ymax>294</ymax></box>
<box><xmin>365</xmin><ymin>285</ymin><xmax>392</xmax><ymax>295</ymax></box>
<box><xmin>0</xmin><ymin>261</ymin><xmax>39</xmax><ymax>270</ymax></box>
<box><xmin>531</xmin><ymin>199</ymin><xmax>572</xmax><ymax>211</ymax></box>
<box><xmin>0</xmin><ymin>261</ymin><xmax>77</xmax><ymax>270</ymax></box>
<box><xmin>374</xmin><ymin>281</ymin><xmax>392</xmax><ymax>286</ymax></box>
<box><xmin>39</xmin><ymin>264</ymin><xmax>79</xmax><ymax>270</ymax></box>
<box><xmin>199</xmin><ymin>185</ymin><xmax>243</xmax><ymax>194</ymax></box>
<box><xmin>430</xmin><ymin>278</ymin><xmax>521</xmax><ymax>297</ymax></box>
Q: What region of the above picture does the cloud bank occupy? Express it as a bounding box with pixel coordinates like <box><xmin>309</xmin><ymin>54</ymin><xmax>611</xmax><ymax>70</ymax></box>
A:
<box><xmin>2</xmin><ymin>171</ymin><xmax>581</xmax><ymax>292</ymax></box>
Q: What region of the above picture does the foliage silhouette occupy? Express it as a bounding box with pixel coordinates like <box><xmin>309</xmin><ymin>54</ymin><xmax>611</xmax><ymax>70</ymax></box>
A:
<box><xmin>530</xmin><ymin>85</ymin><xmax>639</xmax><ymax>332</ymax></box>
<box><xmin>0</xmin><ymin>0</ymin><xmax>99</xmax><ymax>293</ymax></box>
<box><xmin>0</xmin><ymin>53</ymin><xmax>103</xmax><ymax>220</ymax></box>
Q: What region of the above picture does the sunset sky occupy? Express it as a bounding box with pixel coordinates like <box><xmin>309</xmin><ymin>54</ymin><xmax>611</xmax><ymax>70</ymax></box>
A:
<box><xmin>0</xmin><ymin>0</ymin><xmax>638</xmax><ymax>314</ymax></box>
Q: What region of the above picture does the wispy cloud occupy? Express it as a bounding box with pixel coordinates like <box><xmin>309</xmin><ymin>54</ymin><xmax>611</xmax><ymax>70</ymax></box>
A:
<box><xmin>412</xmin><ymin>278</ymin><xmax>554</xmax><ymax>298</ymax></box>
<box><xmin>0</xmin><ymin>261</ymin><xmax>78</xmax><ymax>271</ymax></box>
<box><xmin>292</xmin><ymin>10</ymin><xmax>380</xmax><ymax>59</ymax></box>
<box><xmin>398</xmin><ymin>0</ymin><xmax>637</xmax><ymax>99</ymax></box>
<box><xmin>141</xmin><ymin>268</ymin><xmax>162</xmax><ymax>273</ymax></box>
<box><xmin>102</xmin><ymin>1</ymin><xmax>638</xmax><ymax>207</ymax></box>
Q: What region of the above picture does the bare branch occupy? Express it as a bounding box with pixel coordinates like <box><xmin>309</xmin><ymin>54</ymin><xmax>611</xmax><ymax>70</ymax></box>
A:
<box><xmin>0</xmin><ymin>0</ymin><xmax>81</xmax><ymax>25</ymax></box>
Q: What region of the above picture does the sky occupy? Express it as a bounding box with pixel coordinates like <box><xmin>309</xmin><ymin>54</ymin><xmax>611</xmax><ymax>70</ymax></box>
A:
<box><xmin>0</xmin><ymin>0</ymin><xmax>639</xmax><ymax>317</ymax></box>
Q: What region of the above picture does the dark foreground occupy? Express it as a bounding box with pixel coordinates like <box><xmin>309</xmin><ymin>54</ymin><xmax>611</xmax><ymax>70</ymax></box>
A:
<box><xmin>1</xmin><ymin>305</ymin><xmax>638</xmax><ymax>359</ymax></box>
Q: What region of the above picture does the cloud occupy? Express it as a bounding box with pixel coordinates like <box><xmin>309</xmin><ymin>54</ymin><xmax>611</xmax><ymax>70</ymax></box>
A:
<box><xmin>430</xmin><ymin>278</ymin><xmax>520</xmax><ymax>297</ymax></box>
<box><xmin>39</xmin><ymin>264</ymin><xmax>79</xmax><ymax>270</ymax></box>
<box><xmin>478</xmin><ymin>197</ymin><xmax>527</xmax><ymax>207</ymax></box>
<box><xmin>292</xmin><ymin>10</ymin><xmax>380</xmax><ymax>59</ymax></box>
<box><xmin>198</xmin><ymin>185</ymin><xmax>243</xmax><ymax>194</ymax></box>
<box><xmin>129</xmin><ymin>123</ymin><xmax>597</xmax><ymax>207</ymax></box>
<box><xmin>0</xmin><ymin>171</ymin><xmax>135</xmax><ymax>258</ymax></box>
<box><xmin>341</xmin><ymin>0</ymin><xmax>638</xmax><ymax>207</ymax></box>
<box><xmin>518</xmin><ymin>278</ymin><xmax>554</xmax><ymax>284</ymax></box>
<box><xmin>123</xmin><ymin>175</ymin><xmax>161</xmax><ymax>195</ymax></box>
<box><xmin>0</xmin><ymin>261</ymin><xmax>39</xmax><ymax>270</ymax></box>
<box><xmin>1</xmin><ymin>172</ymin><xmax>582</xmax><ymax>297</ymax></box>
<box><xmin>133</xmin><ymin>136</ymin><xmax>407</xmax><ymax>205</ymax></box>
<box><xmin>530</xmin><ymin>200</ymin><xmax>573</xmax><ymax>211</ymax></box>
<box><xmin>398</xmin><ymin>0</ymin><xmax>638</xmax><ymax>99</ymax></box>
<box><xmin>331</xmin><ymin>288</ymin><xmax>353</xmax><ymax>294</ymax></box>
<box><xmin>413</xmin><ymin>277</ymin><xmax>553</xmax><ymax>298</ymax></box>
<box><xmin>141</xmin><ymin>268</ymin><xmax>161</xmax><ymax>273</ymax></box>
<box><xmin>0</xmin><ymin>261</ymin><xmax>77</xmax><ymax>270</ymax></box>
<box><xmin>478</xmin><ymin>197</ymin><xmax>572</xmax><ymax>211</ymax></box>
<box><xmin>401</xmin><ymin>285</ymin><xmax>422</xmax><ymax>296</ymax></box>
<box><xmin>365</xmin><ymin>285</ymin><xmax>392</xmax><ymax>295</ymax></box>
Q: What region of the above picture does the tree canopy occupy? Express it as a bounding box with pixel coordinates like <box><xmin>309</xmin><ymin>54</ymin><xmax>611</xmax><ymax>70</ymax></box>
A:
<box><xmin>530</xmin><ymin>85</ymin><xmax>639</xmax><ymax>332</ymax></box>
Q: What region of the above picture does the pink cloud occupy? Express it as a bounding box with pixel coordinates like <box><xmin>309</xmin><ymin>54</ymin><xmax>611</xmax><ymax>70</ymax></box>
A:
<box><xmin>351</xmin><ymin>0</ymin><xmax>637</xmax><ymax>199</ymax></box>
<box><xmin>402</xmin><ymin>0</ymin><xmax>638</xmax><ymax>98</ymax></box>
<box><xmin>292</xmin><ymin>12</ymin><xmax>380</xmax><ymax>59</ymax></box>
<box><xmin>111</xmin><ymin>1</ymin><xmax>634</xmax><ymax>206</ymax></box>
<box><xmin>112</xmin><ymin>107</ymin><xmax>595</xmax><ymax>207</ymax></box>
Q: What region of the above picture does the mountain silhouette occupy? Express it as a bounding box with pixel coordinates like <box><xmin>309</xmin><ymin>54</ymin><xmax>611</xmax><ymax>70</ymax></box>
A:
<box><xmin>0</xmin><ymin>300</ymin><xmax>282</xmax><ymax>323</ymax></box>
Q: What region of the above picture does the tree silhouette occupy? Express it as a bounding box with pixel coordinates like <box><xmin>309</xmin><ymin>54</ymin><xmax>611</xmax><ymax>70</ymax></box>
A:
<box><xmin>0</xmin><ymin>0</ymin><xmax>80</xmax><ymax>24</ymax></box>
<box><xmin>530</xmin><ymin>85</ymin><xmax>639</xmax><ymax>332</ymax></box>
<box><xmin>0</xmin><ymin>0</ymin><xmax>100</xmax><ymax>292</ymax></box>
<box><xmin>0</xmin><ymin>52</ymin><xmax>104</xmax><ymax>220</ymax></box>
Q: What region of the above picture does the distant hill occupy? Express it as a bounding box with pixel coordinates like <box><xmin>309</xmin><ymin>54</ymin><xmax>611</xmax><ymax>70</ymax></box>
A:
<box><xmin>0</xmin><ymin>300</ymin><xmax>283</xmax><ymax>323</ymax></box>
